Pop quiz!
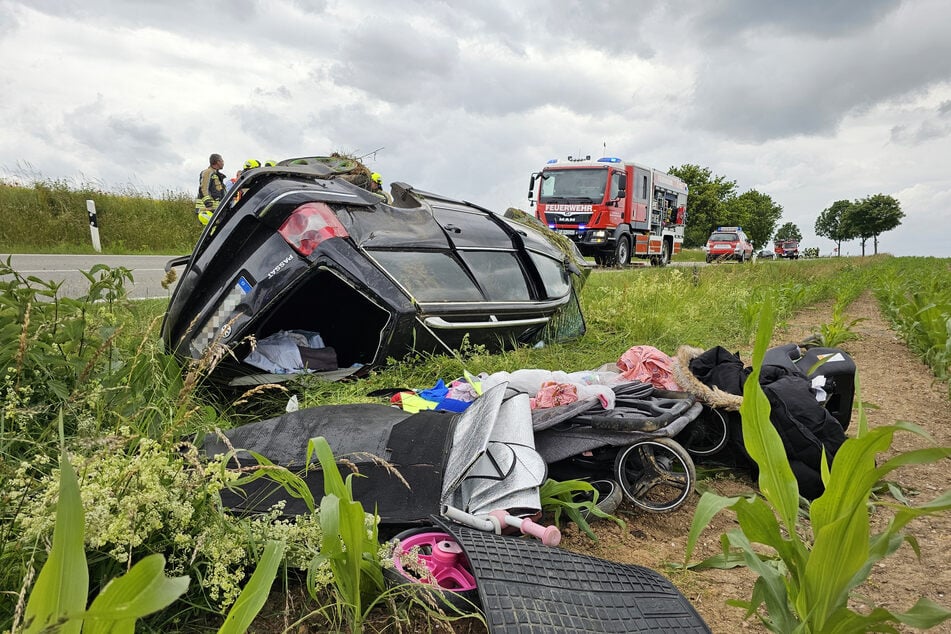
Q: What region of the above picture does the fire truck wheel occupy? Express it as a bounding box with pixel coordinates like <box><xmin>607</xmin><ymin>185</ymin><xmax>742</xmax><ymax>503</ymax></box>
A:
<box><xmin>660</xmin><ymin>240</ymin><xmax>671</xmax><ymax>266</ymax></box>
<box><xmin>614</xmin><ymin>236</ymin><xmax>631</xmax><ymax>266</ymax></box>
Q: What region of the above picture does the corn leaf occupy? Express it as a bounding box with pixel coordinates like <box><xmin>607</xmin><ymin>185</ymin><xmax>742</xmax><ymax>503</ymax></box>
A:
<box><xmin>726</xmin><ymin>530</ymin><xmax>798</xmax><ymax>633</ymax></box>
<box><xmin>83</xmin><ymin>554</ymin><xmax>189</xmax><ymax>634</ymax></box>
<box><xmin>218</xmin><ymin>541</ymin><xmax>285</xmax><ymax>634</ymax></box>
<box><xmin>684</xmin><ymin>491</ymin><xmax>740</xmax><ymax>563</ymax></box>
<box><xmin>24</xmin><ymin>447</ymin><xmax>88</xmax><ymax>634</ymax></box>
<box><xmin>740</xmin><ymin>304</ymin><xmax>800</xmax><ymax>532</ymax></box>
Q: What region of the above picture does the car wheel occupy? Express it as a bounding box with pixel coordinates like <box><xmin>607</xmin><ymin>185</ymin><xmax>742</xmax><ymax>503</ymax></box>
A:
<box><xmin>614</xmin><ymin>235</ymin><xmax>631</xmax><ymax>267</ymax></box>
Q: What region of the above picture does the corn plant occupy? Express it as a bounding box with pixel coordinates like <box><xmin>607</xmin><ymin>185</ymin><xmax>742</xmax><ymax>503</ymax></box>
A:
<box><xmin>815</xmin><ymin>301</ymin><xmax>866</xmax><ymax>348</ymax></box>
<box><xmin>684</xmin><ymin>303</ymin><xmax>951</xmax><ymax>632</ymax></box>
<box><xmin>539</xmin><ymin>478</ymin><xmax>625</xmax><ymax>540</ymax></box>
<box><xmin>306</xmin><ymin>436</ymin><xmax>386</xmax><ymax>631</ymax></box>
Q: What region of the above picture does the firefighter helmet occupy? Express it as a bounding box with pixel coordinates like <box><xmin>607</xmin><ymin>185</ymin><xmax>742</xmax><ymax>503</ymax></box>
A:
<box><xmin>243</xmin><ymin>159</ymin><xmax>261</xmax><ymax>170</ymax></box>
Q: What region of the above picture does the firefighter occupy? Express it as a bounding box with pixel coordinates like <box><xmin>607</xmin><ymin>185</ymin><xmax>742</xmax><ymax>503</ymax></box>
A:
<box><xmin>369</xmin><ymin>172</ymin><xmax>393</xmax><ymax>203</ymax></box>
<box><xmin>195</xmin><ymin>153</ymin><xmax>226</xmax><ymax>225</ymax></box>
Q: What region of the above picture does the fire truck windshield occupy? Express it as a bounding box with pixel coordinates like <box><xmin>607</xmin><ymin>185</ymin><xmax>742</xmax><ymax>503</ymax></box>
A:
<box><xmin>538</xmin><ymin>168</ymin><xmax>607</xmax><ymax>203</ymax></box>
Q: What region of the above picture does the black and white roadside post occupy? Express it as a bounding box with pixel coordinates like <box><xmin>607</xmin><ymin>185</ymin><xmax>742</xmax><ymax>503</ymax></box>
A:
<box><xmin>86</xmin><ymin>199</ymin><xmax>101</xmax><ymax>252</ymax></box>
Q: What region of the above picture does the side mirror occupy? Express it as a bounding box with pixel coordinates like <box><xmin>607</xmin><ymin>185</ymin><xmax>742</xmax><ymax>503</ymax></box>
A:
<box><xmin>528</xmin><ymin>174</ymin><xmax>536</xmax><ymax>201</ymax></box>
<box><xmin>617</xmin><ymin>175</ymin><xmax>626</xmax><ymax>198</ymax></box>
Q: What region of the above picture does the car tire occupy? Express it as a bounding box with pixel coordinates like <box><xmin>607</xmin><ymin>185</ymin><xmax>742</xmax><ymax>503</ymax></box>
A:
<box><xmin>614</xmin><ymin>235</ymin><xmax>631</xmax><ymax>267</ymax></box>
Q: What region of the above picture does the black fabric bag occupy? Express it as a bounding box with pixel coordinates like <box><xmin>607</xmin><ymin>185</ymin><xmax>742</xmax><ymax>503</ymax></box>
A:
<box><xmin>688</xmin><ymin>346</ymin><xmax>848</xmax><ymax>499</ymax></box>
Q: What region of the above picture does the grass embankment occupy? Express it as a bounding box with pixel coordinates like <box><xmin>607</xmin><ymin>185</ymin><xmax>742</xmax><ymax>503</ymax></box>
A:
<box><xmin>3</xmin><ymin>233</ymin><xmax>949</xmax><ymax>629</ymax></box>
<box><xmin>0</xmin><ymin>179</ymin><xmax>200</xmax><ymax>254</ymax></box>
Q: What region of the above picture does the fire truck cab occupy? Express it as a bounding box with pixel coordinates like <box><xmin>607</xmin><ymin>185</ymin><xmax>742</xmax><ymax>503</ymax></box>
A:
<box><xmin>528</xmin><ymin>156</ymin><xmax>688</xmax><ymax>267</ymax></box>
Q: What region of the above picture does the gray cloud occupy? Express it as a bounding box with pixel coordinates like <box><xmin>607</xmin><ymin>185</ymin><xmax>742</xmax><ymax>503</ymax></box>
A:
<box><xmin>2</xmin><ymin>0</ymin><xmax>950</xmax><ymax>257</ymax></box>
<box><xmin>63</xmin><ymin>96</ymin><xmax>181</xmax><ymax>168</ymax></box>
<box><xmin>327</xmin><ymin>17</ymin><xmax>460</xmax><ymax>104</ymax></box>
<box><xmin>690</xmin><ymin>0</ymin><xmax>901</xmax><ymax>40</ymax></box>
<box><xmin>686</xmin><ymin>2</ymin><xmax>951</xmax><ymax>141</ymax></box>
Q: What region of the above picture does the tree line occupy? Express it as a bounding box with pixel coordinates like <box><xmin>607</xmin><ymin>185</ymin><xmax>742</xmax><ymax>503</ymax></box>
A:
<box><xmin>667</xmin><ymin>164</ymin><xmax>903</xmax><ymax>255</ymax></box>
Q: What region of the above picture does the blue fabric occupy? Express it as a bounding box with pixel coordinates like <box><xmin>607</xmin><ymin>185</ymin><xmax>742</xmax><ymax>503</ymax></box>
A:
<box><xmin>418</xmin><ymin>379</ymin><xmax>449</xmax><ymax>402</ymax></box>
<box><xmin>435</xmin><ymin>397</ymin><xmax>471</xmax><ymax>412</ymax></box>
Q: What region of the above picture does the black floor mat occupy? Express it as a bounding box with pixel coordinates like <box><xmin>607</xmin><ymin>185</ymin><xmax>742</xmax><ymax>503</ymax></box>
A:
<box><xmin>435</xmin><ymin>517</ymin><xmax>711</xmax><ymax>633</ymax></box>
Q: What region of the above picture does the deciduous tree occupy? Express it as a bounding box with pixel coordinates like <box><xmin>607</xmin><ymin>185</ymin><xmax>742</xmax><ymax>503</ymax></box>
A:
<box><xmin>724</xmin><ymin>189</ymin><xmax>784</xmax><ymax>249</ymax></box>
<box><xmin>842</xmin><ymin>194</ymin><xmax>904</xmax><ymax>255</ymax></box>
<box><xmin>815</xmin><ymin>200</ymin><xmax>854</xmax><ymax>256</ymax></box>
<box><xmin>774</xmin><ymin>222</ymin><xmax>802</xmax><ymax>243</ymax></box>
<box><xmin>668</xmin><ymin>164</ymin><xmax>736</xmax><ymax>248</ymax></box>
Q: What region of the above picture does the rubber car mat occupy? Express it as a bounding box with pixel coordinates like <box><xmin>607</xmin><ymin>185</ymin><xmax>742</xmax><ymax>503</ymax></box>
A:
<box><xmin>433</xmin><ymin>517</ymin><xmax>711</xmax><ymax>633</ymax></box>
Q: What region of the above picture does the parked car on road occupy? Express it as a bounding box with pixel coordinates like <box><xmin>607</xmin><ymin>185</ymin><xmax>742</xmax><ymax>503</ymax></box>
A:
<box><xmin>758</xmin><ymin>249</ymin><xmax>777</xmax><ymax>260</ymax></box>
<box><xmin>705</xmin><ymin>227</ymin><xmax>754</xmax><ymax>263</ymax></box>
<box><xmin>162</xmin><ymin>156</ymin><xmax>590</xmax><ymax>386</ymax></box>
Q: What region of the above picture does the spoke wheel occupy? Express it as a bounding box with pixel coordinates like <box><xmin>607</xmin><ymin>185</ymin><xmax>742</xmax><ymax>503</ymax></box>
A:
<box><xmin>675</xmin><ymin>406</ymin><xmax>729</xmax><ymax>457</ymax></box>
<box><xmin>614</xmin><ymin>438</ymin><xmax>695</xmax><ymax>513</ymax></box>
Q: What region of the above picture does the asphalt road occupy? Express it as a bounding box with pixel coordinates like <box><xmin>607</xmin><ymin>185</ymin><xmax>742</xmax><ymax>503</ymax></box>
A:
<box><xmin>1</xmin><ymin>254</ymin><xmax>183</xmax><ymax>300</ymax></box>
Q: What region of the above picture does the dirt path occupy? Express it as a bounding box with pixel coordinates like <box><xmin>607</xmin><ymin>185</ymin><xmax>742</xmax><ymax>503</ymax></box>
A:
<box><xmin>558</xmin><ymin>292</ymin><xmax>951</xmax><ymax>633</ymax></box>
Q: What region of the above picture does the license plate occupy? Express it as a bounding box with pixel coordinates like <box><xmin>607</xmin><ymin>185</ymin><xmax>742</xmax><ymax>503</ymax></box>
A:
<box><xmin>556</xmin><ymin>229</ymin><xmax>577</xmax><ymax>236</ymax></box>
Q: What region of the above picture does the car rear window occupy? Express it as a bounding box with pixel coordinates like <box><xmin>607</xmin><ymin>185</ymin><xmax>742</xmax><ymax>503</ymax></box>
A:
<box><xmin>709</xmin><ymin>233</ymin><xmax>738</xmax><ymax>242</ymax></box>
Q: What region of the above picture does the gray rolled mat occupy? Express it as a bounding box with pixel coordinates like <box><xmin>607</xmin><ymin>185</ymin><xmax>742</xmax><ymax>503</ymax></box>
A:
<box><xmin>433</xmin><ymin>517</ymin><xmax>711</xmax><ymax>633</ymax></box>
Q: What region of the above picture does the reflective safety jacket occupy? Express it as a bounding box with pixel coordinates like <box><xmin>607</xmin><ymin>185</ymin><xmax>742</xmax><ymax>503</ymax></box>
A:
<box><xmin>194</xmin><ymin>167</ymin><xmax>226</xmax><ymax>215</ymax></box>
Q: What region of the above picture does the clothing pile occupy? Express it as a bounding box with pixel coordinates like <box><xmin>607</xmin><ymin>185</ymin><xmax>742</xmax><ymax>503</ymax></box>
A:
<box><xmin>243</xmin><ymin>329</ymin><xmax>338</xmax><ymax>374</ymax></box>
<box><xmin>673</xmin><ymin>344</ymin><xmax>849</xmax><ymax>499</ymax></box>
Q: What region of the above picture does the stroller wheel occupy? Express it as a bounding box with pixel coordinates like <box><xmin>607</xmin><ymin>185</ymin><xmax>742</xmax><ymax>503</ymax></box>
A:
<box><xmin>576</xmin><ymin>479</ymin><xmax>623</xmax><ymax>518</ymax></box>
<box><xmin>385</xmin><ymin>527</ymin><xmax>479</xmax><ymax>609</ymax></box>
<box><xmin>613</xmin><ymin>438</ymin><xmax>696</xmax><ymax>513</ymax></box>
<box><xmin>676</xmin><ymin>406</ymin><xmax>729</xmax><ymax>458</ymax></box>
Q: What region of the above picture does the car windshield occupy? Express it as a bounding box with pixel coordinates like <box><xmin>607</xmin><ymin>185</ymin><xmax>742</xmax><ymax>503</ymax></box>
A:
<box><xmin>709</xmin><ymin>232</ymin><xmax>738</xmax><ymax>242</ymax></box>
<box><xmin>538</xmin><ymin>168</ymin><xmax>607</xmax><ymax>203</ymax></box>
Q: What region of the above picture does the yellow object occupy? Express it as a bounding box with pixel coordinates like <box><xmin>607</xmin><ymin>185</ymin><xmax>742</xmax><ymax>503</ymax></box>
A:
<box><xmin>371</xmin><ymin>172</ymin><xmax>383</xmax><ymax>184</ymax></box>
<box><xmin>243</xmin><ymin>159</ymin><xmax>261</xmax><ymax>170</ymax></box>
<box><xmin>198</xmin><ymin>208</ymin><xmax>213</xmax><ymax>225</ymax></box>
<box><xmin>397</xmin><ymin>393</ymin><xmax>438</xmax><ymax>413</ymax></box>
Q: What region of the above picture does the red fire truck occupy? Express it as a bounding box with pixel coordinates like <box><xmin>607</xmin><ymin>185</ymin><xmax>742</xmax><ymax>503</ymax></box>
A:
<box><xmin>528</xmin><ymin>156</ymin><xmax>688</xmax><ymax>266</ymax></box>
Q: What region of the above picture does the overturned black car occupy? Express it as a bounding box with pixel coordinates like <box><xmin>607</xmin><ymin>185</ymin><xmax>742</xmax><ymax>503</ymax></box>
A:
<box><xmin>161</xmin><ymin>156</ymin><xmax>590</xmax><ymax>386</ymax></box>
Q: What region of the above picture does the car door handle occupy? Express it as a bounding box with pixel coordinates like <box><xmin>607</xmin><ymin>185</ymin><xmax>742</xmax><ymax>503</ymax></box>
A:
<box><xmin>423</xmin><ymin>316</ymin><xmax>550</xmax><ymax>329</ymax></box>
<box><xmin>442</xmin><ymin>224</ymin><xmax>462</xmax><ymax>233</ymax></box>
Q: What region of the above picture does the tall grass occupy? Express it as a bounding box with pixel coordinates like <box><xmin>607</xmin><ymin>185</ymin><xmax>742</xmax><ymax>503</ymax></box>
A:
<box><xmin>0</xmin><ymin>179</ymin><xmax>200</xmax><ymax>254</ymax></box>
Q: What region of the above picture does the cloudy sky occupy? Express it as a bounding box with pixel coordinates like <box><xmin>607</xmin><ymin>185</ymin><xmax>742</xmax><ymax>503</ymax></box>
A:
<box><xmin>2</xmin><ymin>0</ymin><xmax>950</xmax><ymax>256</ymax></box>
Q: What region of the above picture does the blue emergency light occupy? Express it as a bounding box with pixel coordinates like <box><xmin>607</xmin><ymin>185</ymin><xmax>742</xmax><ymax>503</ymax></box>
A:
<box><xmin>597</xmin><ymin>157</ymin><xmax>622</xmax><ymax>163</ymax></box>
<box><xmin>546</xmin><ymin>159</ymin><xmax>558</xmax><ymax>164</ymax></box>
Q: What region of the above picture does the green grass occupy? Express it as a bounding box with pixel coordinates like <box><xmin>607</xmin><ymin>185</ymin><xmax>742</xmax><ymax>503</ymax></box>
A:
<box><xmin>2</xmin><ymin>239</ymin><xmax>949</xmax><ymax>631</ymax></box>
<box><xmin>0</xmin><ymin>179</ymin><xmax>201</xmax><ymax>255</ymax></box>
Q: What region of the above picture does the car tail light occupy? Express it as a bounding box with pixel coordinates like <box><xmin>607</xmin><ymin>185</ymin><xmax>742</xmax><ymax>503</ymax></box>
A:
<box><xmin>278</xmin><ymin>202</ymin><xmax>348</xmax><ymax>256</ymax></box>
